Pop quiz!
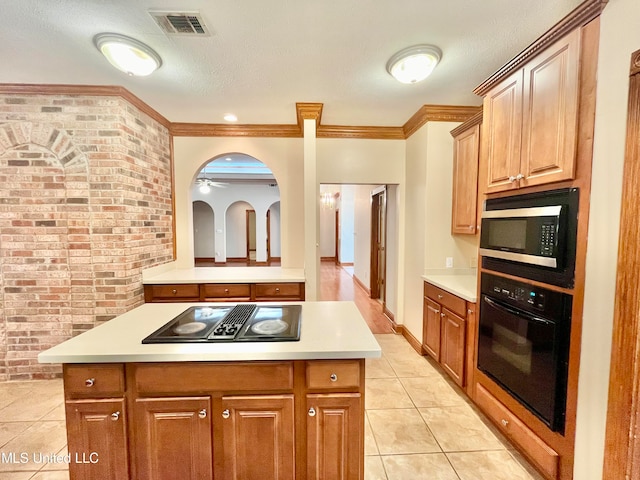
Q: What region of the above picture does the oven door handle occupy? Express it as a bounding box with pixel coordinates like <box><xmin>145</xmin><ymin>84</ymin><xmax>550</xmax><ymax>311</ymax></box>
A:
<box><xmin>483</xmin><ymin>296</ymin><xmax>554</xmax><ymax>326</ymax></box>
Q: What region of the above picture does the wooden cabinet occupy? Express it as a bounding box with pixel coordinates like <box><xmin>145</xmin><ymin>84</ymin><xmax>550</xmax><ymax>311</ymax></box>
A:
<box><xmin>63</xmin><ymin>364</ymin><xmax>129</xmax><ymax>480</ymax></box>
<box><xmin>306</xmin><ymin>393</ymin><xmax>362</xmax><ymax>480</ymax></box>
<box><xmin>483</xmin><ymin>29</ymin><xmax>581</xmax><ymax>193</ymax></box>
<box><xmin>144</xmin><ymin>282</ymin><xmax>305</xmax><ymax>302</ymax></box>
<box><xmin>133</xmin><ymin>397</ymin><xmax>212</xmax><ymax>480</ymax></box>
<box><xmin>451</xmin><ymin>113</ymin><xmax>481</xmax><ymax>234</ymax></box>
<box><xmin>221</xmin><ymin>395</ymin><xmax>295</xmax><ymax>480</ymax></box>
<box><xmin>422</xmin><ymin>282</ymin><xmax>474</xmax><ymax>388</ymax></box>
<box><xmin>65</xmin><ymin>399</ymin><xmax>129</xmax><ymax>480</ymax></box>
<box><xmin>64</xmin><ymin>359</ymin><xmax>364</xmax><ymax>480</ymax></box>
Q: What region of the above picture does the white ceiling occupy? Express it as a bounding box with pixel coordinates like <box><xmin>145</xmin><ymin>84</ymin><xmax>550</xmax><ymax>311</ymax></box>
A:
<box><xmin>1</xmin><ymin>0</ymin><xmax>583</xmax><ymax>126</ymax></box>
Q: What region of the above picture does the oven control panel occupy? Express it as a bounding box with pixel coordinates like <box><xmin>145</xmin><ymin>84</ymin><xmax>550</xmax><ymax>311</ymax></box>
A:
<box><xmin>483</xmin><ymin>274</ymin><xmax>551</xmax><ymax>311</ymax></box>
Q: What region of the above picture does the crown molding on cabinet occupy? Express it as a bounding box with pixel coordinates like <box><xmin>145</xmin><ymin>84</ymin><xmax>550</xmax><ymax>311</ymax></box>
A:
<box><xmin>474</xmin><ymin>0</ymin><xmax>608</xmax><ymax>96</ymax></box>
<box><xmin>402</xmin><ymin>105</ymin><xmax>482</xmax><ymax>138</ymax></box>
<box><xmin>450</xmin><ymin>111</ymin><xmax>483</xmax><ymax>137</ymax></box>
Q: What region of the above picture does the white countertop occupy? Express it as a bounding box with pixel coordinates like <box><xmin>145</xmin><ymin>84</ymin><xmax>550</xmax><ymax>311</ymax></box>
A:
<box><xmin>421</xmin><ymin>270</ymin><xmax>478</xmax><ymax>303</ymax></box>
<box><xmin>143</xmin><ymin>266</ymin><xmax>306</xmax><ymax>284</ymax></box>
<box><xmin>38</xmin><ymin>301</ymin><xmax>381</xmax><ymax>363</ymax></box>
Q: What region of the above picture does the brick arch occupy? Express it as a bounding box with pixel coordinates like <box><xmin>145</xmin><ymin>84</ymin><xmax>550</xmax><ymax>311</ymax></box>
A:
<box><xmin>0</xmin><ymin>122</ymin><xmax>87</xmax><ymax>170</ymax></box>
<box><xmin>0</xmin><ymin>122</ymin><xmax>92</xmax><ymax>380</ymax></box>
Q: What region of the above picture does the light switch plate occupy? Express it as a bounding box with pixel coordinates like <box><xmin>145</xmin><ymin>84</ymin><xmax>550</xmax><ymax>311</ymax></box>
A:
<box><xmin>446</xmin><ymin>257</ymin><xmax>454</xmax><ymax>268</ymax></box>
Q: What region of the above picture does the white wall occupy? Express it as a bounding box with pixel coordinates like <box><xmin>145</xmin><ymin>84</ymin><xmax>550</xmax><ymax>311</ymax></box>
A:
<box><xmin>193</xmin><ymin>201</ymin><xmax>215</xmax><ymax>258</ymax></box>
<box><xmin>352</xmin><ymin>185</ymin><xmax>378</xmax><ymax>288</ymax></box>
<box><xmin>269</xmin><ymin>202</ymin><xmax>281</xmax><ymax>258</ymax></box>
<box><xmin>339</xmin><ymin>185</ymin><xmax>356</xmax><ymax>264</ymax></box>
<box><xmin>386</xmin><ymin>184</ymin><xmax>400</xmax><ymax>316</ymax></box>
<box><xmin>574</xmin><ymin>3</ymin><xmax>640</xmax><ymax>478</ymax></box>
<box><xmin>173</xmin><ymin>137</ymin><xmax>304</xmax><ymax>268</ymax></box>
<box><xmin>319</xmin><ymin>186</ymin><xmax>337</xmax><ymax>258</ymax></box>
<box><xmin>225</xmin><ymin>201</ymin><xmax>251</xmax><ymax>258</ymax></box>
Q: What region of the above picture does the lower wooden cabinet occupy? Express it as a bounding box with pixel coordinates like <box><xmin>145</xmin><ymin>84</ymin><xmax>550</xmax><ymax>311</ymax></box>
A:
<box><xmin>144</xmin><ymin>282</ymin><xmax>305</xmax><ymax>302</ymax></box>
<box><xmin>422</xmin><ymin>282</ymin><xmax>474</xmax><ymax>388</ymax></box>
<box><xmin>221</xmin><ymin>395</ymin><xmax>295</xmax><ymax>480</ymax></box>
<box><xmin>63</xmin><ymin>360</ymin><xmax>364</xmax><ymax>480</ymax></box>
<box><xmin>306</xmin><ymin>393</ymin><xmax>362</xmax><ymax>480</ymax></box>
<box><xmin>133</xmin><ymin>397</ymin><xmax>212</xmax><ymax>480</ymax></box>
<box><xmin>65</xmin><ymin>399</ymin><xmax>129</xmax><ymax>480</ymax></box>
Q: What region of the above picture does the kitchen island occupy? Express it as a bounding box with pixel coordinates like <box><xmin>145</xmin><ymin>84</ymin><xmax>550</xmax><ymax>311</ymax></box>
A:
<box><xmin>39</xmin><ymin>301</ymin><xmax>380</xmax><ymax>480</ymax></box>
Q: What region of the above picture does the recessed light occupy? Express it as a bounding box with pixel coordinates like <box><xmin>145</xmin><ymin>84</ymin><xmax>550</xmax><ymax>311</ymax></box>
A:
<box><xmin>223</xmin><ymin>113</ymin><xmax>238</xmax><ymax>122</ymax></box>
<box><xmin>225</xmin><ymin>157</ymin><xmax>232</xmax><ymax>161</ymax></box>
<box><xmin>94</xmin><ymin>33</ymin><xmax>162</xmax><ymax>77</ymax></box>
<box><xmin>386</xmin><ymin>45</ymin><xmax>441</xmax><ymax>84</ymax></box>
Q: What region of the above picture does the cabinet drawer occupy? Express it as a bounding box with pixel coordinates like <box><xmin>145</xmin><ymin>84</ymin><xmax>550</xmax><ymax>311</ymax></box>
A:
<box><xmin>255</xmin><ymin>283</ymin><xmax>302</xmax><ymax>299</ymax></box>
<box><xmin>306</xmin><ymin>360</ymin><xmax>361</xmax><ymax>390</ymax></box>
<box><xmin>424</xmin><ymin>282</ymin><xmax>466</xmax><ymax>317</ymax></box>
<box><xmin>149</xmin><ymin>284</ymin><xmax>200</xmax><ymax>300</ymax></box>
<box><xmin>475</xmin><ymin>383</ymin><xmax>559</xmax><ymax>480</ymax></box>
<box><xmin>133</xmin><ymin>362</ymin><xmax>294</xmax><ymax>394</ymax></box>
<box><xmin>64</xmin><ymin>364</ymin><xmax>125</xmax><ymax>398</ymax></box>
<box><xmin>202</xmin><ymin>283</ymin><xmax>251</xmax><ymax>300</ymax></box>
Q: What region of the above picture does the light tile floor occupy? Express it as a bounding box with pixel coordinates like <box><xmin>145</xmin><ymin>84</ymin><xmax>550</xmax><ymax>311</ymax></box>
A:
<box><xmin>0</xmin><ymin>333</ymin><xmax>544</xmax><ymax>480</ymax></box>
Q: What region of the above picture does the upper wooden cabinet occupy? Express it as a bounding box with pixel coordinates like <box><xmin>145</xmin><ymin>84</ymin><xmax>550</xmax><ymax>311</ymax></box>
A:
<box><xmin>451</xmin><ymin>113</ymin><xmax>482</xmax><ymax>234</ymax></box>
<box><xmin>483</xmin><ymin>28</ymin><xmax>581</xmax><ymax>193</ymax></box>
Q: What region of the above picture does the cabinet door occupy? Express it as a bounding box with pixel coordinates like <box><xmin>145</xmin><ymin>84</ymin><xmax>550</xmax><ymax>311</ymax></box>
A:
<box><xmin>221</xmin><ymin>395</ymin><xmax>295</xmax><ymax>480</ymax></box>
<box><xmin>423</xmin><ymin>297</ymin><xmax>442</xmax><ymax>361</ymax></box>
<box><xmin>520</xmin><ymin>28</ymin><xmax>581</xmax><ymax>188</ymax></box>
<box><xmin>452</xmin><ymin>123</ymin><xmax>480</xmax><ymax>234</ymax></box>
<box><xmin>133</xmin><ymin>397</ymin><xmax>212</xmax><ymax>480</ymax></box>
<box><xmin>306</xmin><ymin>393</ymin><xmax>362</xmax><ymax>480</ymax></box>
<box><xmin>440</xmin><ymin>308</ymin><xmax>466</xmax><ymax>387</ymax></box>
<box><xmin>483</xmin><ymin>70</ymin><xmax>524</xmax><ymax>193</ymax></box>
<box><xmin>65</xmin><ymin>399</ymin><xmax>128</xmax><ymax>480</ymax></box>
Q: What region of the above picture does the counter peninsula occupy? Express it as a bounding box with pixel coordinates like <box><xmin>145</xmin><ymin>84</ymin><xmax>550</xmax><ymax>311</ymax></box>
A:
<box><xmin>39</xmin><ymin>301</ymin><xmax>380</xmax><ymax>480</ymax></box>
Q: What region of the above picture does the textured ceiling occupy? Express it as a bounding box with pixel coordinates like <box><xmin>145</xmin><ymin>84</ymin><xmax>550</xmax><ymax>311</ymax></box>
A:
<box><xmin>0</xmin><ymin>0</ymin><xmax>584</xmax><ymax>126</ymax></box>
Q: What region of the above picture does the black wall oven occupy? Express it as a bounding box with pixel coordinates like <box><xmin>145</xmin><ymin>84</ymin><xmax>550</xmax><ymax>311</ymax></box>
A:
<box><xmin>477</xmin><ymin>273</ymin><xmax>572</xmax><ymax>433</ymax></box>
<box><xmin>480</xmin><ymin>188</ymin><xmax>579</xmax><ymax>288</ymax></box>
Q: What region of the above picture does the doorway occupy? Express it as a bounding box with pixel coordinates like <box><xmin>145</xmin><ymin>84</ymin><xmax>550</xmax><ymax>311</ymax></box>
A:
<box><xmin>246</xmin><ymin>209</ymin><xmax>256</xmax><ymax>262</ymax></box>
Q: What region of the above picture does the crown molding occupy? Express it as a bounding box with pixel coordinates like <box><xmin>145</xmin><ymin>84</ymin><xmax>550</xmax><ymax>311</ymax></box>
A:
<box><xmin>170</xmin><ymin>123</ymin><xmax>301</xmax><ymax>137</ymax></box>
<box><xmin>296</xmin><ymin>102</ymin><xmax>324</xmax><ymax>131</ymax></box>
<box><xmin>317</xmin><ymin>124</ymin><xmax>405</xmax><ymax>140</ymax></box>
<box><xmin>402</xmin><ymin>105</ymin><xmax>482</xmax><ymax>138</ymax></box>
<box><xmin>474</xmin><ymin>0</ymin><xmax>608</xmax><ymax>96</ymax></box>
<box><xmin>450</xmin><ymin>111</ymin><xmax>483</xmax><ymax>137</ymax></box>
<box><xmin>0</xmin><ymin>83</ymin><xmax>171</xmax><ymax>129</ymax></box>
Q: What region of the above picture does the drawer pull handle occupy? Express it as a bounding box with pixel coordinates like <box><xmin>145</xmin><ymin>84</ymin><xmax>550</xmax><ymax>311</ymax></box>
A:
<box><xmin>199</xmin><ymin>409</ymin><xmax>207</xmax><ymax>419</ymax></box>
<box><xmin>172</xmin><ymin>289</ymin><xmax>177</xmax><ymax>294</ymax></box>
<box><xmin>85</xmin><ymin>378</ymin><xmax>95</xmax><ymax>387</ymax></box>
<box><xmin>501</xmin><ymin>419</ymin><xmax>509</xmax><ymax>427</ymax></box>
<box><xmin>222</xmin><ymin>409</ymin><xmax>230</xmax><ymax>419</ymax></box>
<box><xmin>111</xmin><ymin>411</ymin><xmax>120</xmax><ymax>421</ymax></box>
<box><xmin>330</xmin><ymin>373</ymin><xmax>338</xmax><ymax>382</ymax></box>
<box><xmin>437</xmin><ymin>294</ymin><xmax>443</xmax><ymax>299</ymax></box>
<box><xmin>308</xmin><ymin>407</ymin><xmax>316</xmax><ymax>417</ymax></box>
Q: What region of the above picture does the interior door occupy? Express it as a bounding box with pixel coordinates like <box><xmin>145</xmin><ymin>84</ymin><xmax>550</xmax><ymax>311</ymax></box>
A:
<box><xmin>370</xmin><ymin>189</ymin><xmax>387</xmax><ymax>304</ymax></box>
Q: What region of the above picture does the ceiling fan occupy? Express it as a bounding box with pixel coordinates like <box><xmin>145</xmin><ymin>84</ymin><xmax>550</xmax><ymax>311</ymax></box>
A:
<box><xmin>196</xmin><ymin>176</ymin><xmax>228</xmax><ymax>193</ymax></box>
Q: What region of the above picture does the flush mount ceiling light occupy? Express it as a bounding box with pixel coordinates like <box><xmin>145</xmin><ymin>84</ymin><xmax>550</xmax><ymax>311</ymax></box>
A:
<box><xmin>386</xmin><ymin>45</ymin><xmax>442</xmax><ymax>84</ymax></box>
<box><xmin>223</xmin><ymin>113</ymin><xmax>238</xmax><ymax>122</ymax></box>
<box><xmin>94</xmin><ymin>33</ymin><xmax>162</xmax><ymax>76</ymax></box>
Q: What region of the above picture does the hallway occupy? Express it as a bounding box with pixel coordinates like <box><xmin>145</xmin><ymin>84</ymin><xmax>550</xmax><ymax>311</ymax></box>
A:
<box><xmin>319</xmin><ymin>261</ymin><xmax>395</xmax><ymax>334</ymax></box>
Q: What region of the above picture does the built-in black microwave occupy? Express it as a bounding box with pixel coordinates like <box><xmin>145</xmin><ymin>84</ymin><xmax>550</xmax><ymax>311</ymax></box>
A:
<box><xmin>480</xmin><ymin>188</ymin><xmax>579</xmax><ymax>288</ymax></box>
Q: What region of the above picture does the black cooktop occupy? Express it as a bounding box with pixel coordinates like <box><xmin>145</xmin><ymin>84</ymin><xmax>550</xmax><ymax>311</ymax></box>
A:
<box><xmin>142</xmin><ymin>304</ymin><xmax>301</xmax><ymax>344</ymax></box>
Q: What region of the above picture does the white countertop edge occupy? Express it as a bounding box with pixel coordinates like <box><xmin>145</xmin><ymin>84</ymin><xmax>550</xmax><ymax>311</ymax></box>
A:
<box><xmin>421</xmin><ymin>274</ymin><xmax>478</xmax><ymax>303</ymax></box>
<box><xmin>38</xmin><ymin>349</ymin><xmax>382</xmax><ymax>364</ymax></box>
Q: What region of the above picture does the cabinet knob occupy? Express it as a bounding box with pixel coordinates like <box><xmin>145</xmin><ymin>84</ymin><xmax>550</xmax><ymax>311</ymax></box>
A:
<box><xmin>224</xmin><ymin>288</ymin><xmax>229</xmax><ymax>294</ymax></box>
<box><xmin>222</xmin><ymin>409</ymin><xmax>230</xmax><ymax>419</ymax></box>
<box><xmin>501</xmin><ymin>419</ymin><xmax>509</xmax><ymax>427</ymax></box>
<box><xmin>111</xmin><ymin>411</ymin><xmax>120</xmax><ymax>421</ymax></box>
<box><xmin>440</xmin><ymin>313</ymin><xmax>445</xmax><ymax>318</ymax></box>
<box><xmin>509</xmin><ymin>175</ymin><xmax>517</xmax><ymax>183</ymax></box>
<box><xmin>199</xmin><ymin>409</ymin><xmax>207</xmax><ymax>419</ymax></box>
<box><xmin>437</xmin><ymin>294</ymin><xmax>443</xmax><ymax>299</ymax></box>
<box><xmin>85</xmin><ymin>378</ymin><xmax>95</xmax><ymax>387</ymax></box>
<box><xmin>308</xmin><ymin>407</ymin><xmax>316</xmax><ymax>417</ymax></box>
<box><xmin>171</xmin><ymin>289</ymin><xmax>177</xmax><ymax>294</ymax></box>
<box><xmin>330</xmin><ymin>373</ymin><xmax>338</xmax><ymax>382</ymax></box>
<box><xmin>515</xmin><ymin>173</ymin><xmax>524</xmax><ymax>180</ymax></box>
<box><xmin>275</xmin><ymin>287</ymin><xmax>280</xmax><ymax>293</ymax></box>
<box><xmin>468</xmin><ymin>309</ymin><xmax>473</xmax><ymax>315</ymax></box>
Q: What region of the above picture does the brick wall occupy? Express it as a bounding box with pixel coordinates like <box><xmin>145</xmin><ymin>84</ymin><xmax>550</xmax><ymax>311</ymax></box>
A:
<box><xmin>0</xmin><ymin>94</ymin><xmax>173</xmax><ymax>380</ymax></box>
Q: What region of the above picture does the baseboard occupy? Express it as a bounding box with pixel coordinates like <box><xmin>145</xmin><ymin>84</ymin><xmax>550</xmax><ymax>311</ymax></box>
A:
<box><xmin>194</xmin><ymin>257</ymin><xmax>215</xmax><ymax>263</ymax></box>
<box><xmin>383</xmin><ymin>306</ymin><xmax>395</xmax><ymax>323</ymax></box>
<box><xmin>338</xmin><ymin>262</ymin><xmax>354</xmax><ymax>266</ymax></box>
<box><xmin>353</xmin><ymin>274</ymin><xmax>371</xmax><ymax>296</ymax></box>
<box><xmin>227</xmin><ymin>257</ymin><xmax>248</xmax><ymax>263</ymax></box>
<box><xmin>401</xmin><ymin>327</ymin><xmax>425</xmax><ymax>356</ymax></box>
<box><xmin>321</xmin><ymin>256</ymin><xmax>337</xmax><ymax>262</ymax></box>
<box><xmin>254</xmin><ymin>261</ymin><xmax>269</xmax><ymax>266</ymax></box>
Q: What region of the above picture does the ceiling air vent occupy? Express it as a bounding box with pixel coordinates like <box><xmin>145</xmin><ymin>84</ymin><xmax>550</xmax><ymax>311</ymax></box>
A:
<box><xmin>149</xmin><ymin>11</ymin><xmax>210</xmax><ymax>36</ymax></box>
